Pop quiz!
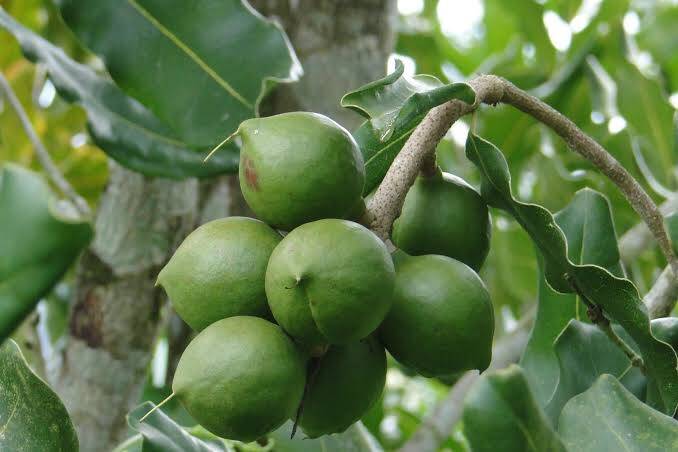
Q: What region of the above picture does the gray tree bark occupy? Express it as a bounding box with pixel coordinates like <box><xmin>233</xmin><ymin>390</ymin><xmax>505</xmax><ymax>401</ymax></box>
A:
<box><xmin>50</xmin><ymin>2</ymin><xmax>396</xmax><ymax>451</ymax></box>
<box><xmin>252</xmin><ymin>0</ymin><xmax>397</xmax><ymax>129</ymax></box>
<box><xmin>49</xmin><ymin>163</ymin><xmax>199</xmax><ymax>451</ymax></box>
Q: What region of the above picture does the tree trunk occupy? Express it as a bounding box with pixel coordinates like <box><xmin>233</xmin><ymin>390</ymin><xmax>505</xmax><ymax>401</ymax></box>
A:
<box><xmin>51</xmin><ymin>2</ymin><xmax>395</xmax><ymax>450</ymax></box>
<box><xmin>49</xmin><ymin>163</ymin><xmax>199</xmax><ymax>451</ymax></box>
<box><xmin>252</xmin><ymin>0</ymin><xmax>397</xmax><ymax>129</ymax></box>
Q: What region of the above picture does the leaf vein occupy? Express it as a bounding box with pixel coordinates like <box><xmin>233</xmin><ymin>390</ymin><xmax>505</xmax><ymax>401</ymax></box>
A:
<box><xmin>126</xmin><ymin>0</ymin><xmax>253</xmax><ymax>109</ymax></box>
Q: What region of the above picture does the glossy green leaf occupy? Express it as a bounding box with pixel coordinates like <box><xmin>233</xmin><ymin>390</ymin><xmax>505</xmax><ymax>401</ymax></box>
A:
<box><xmin>126</xmin><ymin>402</ymin><xmax>229</xmax><ymax>452</ymax></box>
<box><xmin>56</xmin><ymin>0</ymin><xmax>301</xmax><ymax>148</ymax></box>
<box><xmin>482</xmin><ymin>217</ymin><xmax>538</xmax><ymax>311</ymax></box>
<box><xmin>0</xmin><ymin>339</ymin><xmax>78</xmax><ymax>451</ymax></box>
<box><xmin>545</xmin><ymin>320</ymin><xmax>645</xmax><ymax>423</ymax></box>
<box><xmin>521</xmin><ymin>270</ymin><xmax>576</xmax><ymax>406</ymax></box>
<box><xmin>123</xmin><ymin>404</ymin><xmax>379</xmax><ymax>452</ymax></box>
<box><xmin>666</xmin><ymin>212</ymin><xmax>678</xmax><ymax>255</ymax></box>
<box><xmin>462</xmin><ymin>364</ymin><xmax>567</xmax><ymax>452</ymax></box>
<box><xmin>341</xmin><ymin>61</ymin><xmax>475</xmax><ymax>194</ymax></box>
<box><xmin>0</xmin><ymin>164</ymin><xmax>92</xmax><ymax>342</ymax></box>
<box><xmin>269</xmin><ymin>420</ymin><xmax>382</xmax><ymax>452</ymax></box>
<box><xmin>342</xmin><ymin>60</ymin><xmax>474</xmax><ymax>141</ymax></box>
<box><xmin>521</xmin><ymin>188</ymin><xmax>623</xmax><ymax>405</ymax></box>
<box><xmin>0</xmin><ymin>7</ymin><xmax>238</xmax><ymax>179</ymax></box>
<box><xmin>465</xmin><ymin>133</ymin><xmax>678</xmax><ymax>415</ymax></box>
<box><xmin>559</xmin><ymin>374</ymin><xmax>678</xmax><ymax>451</ymax></box>
<box><xmin>646</xmin><ymin>317</ymin><xmax>678</xmax><ymax>410</ymax></box>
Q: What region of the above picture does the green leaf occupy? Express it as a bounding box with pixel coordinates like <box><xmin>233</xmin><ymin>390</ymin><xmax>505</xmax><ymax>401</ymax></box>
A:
<box><xmin>482</xmin><ymin>217</ymin><xmax>538</xmax><ymax>311</ymax></box>
<box><xmin>666</xmin><ymin>212</ymin><xmax>678</xmax><ymax>255</ymax></box>
<box><xmin>462</xmin><ymin>364</ymin><xmax>567</xmax><ymax>452</ymax></box>
<box><xmin>124</xmin><ymin>404</ymin><xmax>379</xmax><ymax>452</ymax></box>
<box><xmin>56</xmin><ymin>0</ymin><xmax>301</xmax><ymax>148</ymax></box>
<box><xmin>545</xmin><ymin>320</ymin><xmax>645</xmax><ymax>423</ymax></box>
<box><xmin>0</xmin><ymin>7</ymin><xmax>238</xmax><ymax>179</ymax></box>
<box><xmin>646</xmin><ymin>318</ymin><xmax>678</xmax><ymax>410</ymax></box>
<box><xmin>341</xmin><ymin>61</ymin><xmax>475</xmax><ymax>194</ymax></box>
<box><xmin>558</xmin><ymin>374</ymin><xmax>678</xmax><ymax>451</ymax></box>
<box><xmin>126</xmin><ymin>402</ymin><xmax>228</xmax><ymax>452</ymax></box>
<box><xmin>0</xmin><ymin>164</ymin><xmax>92</xmax><ymax>342</ymax></box>
<box><xmin>0</xmin><ymin>339</ymin><xmax>78</xmax><ymax>451</ymax></box>
<box><xmin>269</xmin><ymin>420</ymin><xmax>382</xmax><ymax>452</ymax></box>
<box><xmin>521</xmin><ymin>271</ymin><xmax>575</xmax><ymax>406</ymax></box>
<box><xmin>465</xmin><ymin>133</ymin><xmax>678</xmax><ymax>415</ymax></box>
<box><xmin>613</xmin><ymin>59</ymin><xmax>676</xmax><ymax>189</ymax></box>
<box><xmin>521</xmin><ymin>188</ymin><xmax>623</xmax><ymax>405</ymax></box>
<box><xmin>651</xmin><ymin>317</ymin><xmax>678</xmax><ymax>351</ymax></box>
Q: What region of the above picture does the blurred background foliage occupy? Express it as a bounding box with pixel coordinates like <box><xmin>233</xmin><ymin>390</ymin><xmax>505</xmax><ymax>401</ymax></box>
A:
<box><xmin>2</xmin><ymin>0</ymin><xmax>678</xmax><ymax>449</ymax></box>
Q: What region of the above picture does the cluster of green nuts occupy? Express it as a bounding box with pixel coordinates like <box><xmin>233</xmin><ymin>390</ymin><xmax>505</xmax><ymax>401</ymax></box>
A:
<box><xmin>157</xmin><ymin>112</ymin><xmax>495</xmax><ymax>442</ymax></box>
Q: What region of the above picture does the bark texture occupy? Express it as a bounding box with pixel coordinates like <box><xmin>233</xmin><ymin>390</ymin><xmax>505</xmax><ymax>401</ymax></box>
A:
<box><xmin>252</xmin><ymin>0</ymin><xmax>397</xmax><ymax>129</ymax></box>
<box><xmin>49</xmin><ymin>163</ymin><xmax>199</xmax><ymax>451</ymax></box>
<box><xmin>51</xmin><ymin>2</ymin><xmax>396</xmax><ymax>450</ymax></box>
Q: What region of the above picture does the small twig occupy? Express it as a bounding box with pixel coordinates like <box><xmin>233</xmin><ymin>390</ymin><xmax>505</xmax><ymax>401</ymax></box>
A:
<box><xmin>365</xmin><ymin>75</ymin><xmax>504</xmax><ymax>240</ymax></box>
<box><xmin>566</xmin><ymin>274</ymin><xmax>646</xmax><ymax>372</ymax></box>
<box><xmin>596</xmin><ymin>317</ymin><xmax>646</xmax><ymax>372</ymax></box>
<box><xmin>139</xmin><ymin>392</ymin><xmax>175</xmax><ymax>423</ymax></box>
<box><xmin>0</xmin><ymin>71</ymin><xmax>90</xmax><ymax>217</ymax></box>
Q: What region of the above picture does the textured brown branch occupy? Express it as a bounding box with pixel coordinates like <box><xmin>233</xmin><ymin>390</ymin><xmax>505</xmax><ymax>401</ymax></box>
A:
<box><xmin>365</xmin><ymin>75</ymin><xmax>504</xmax><ymax>240</ymax></box>
<box><xmin>499</xmin><ymin>80</ymin><xmax>678</xmax><ymax>277</ymax></box>
<box><xmin>365</xmin><ymin>76</ymin><xmax>678</xmax><ymax>279</ymax></box>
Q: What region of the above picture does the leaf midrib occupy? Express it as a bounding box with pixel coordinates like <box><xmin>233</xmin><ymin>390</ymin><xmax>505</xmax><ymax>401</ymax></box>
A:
<box><xmin>364</xmin><ymin>128</ymin><xmax>413</xmax><ymax>167</ymax></box>
<box><xmin>127</xmin><ymin>0</ymin><xmax>253</xmax><ymax>109</ymax></box>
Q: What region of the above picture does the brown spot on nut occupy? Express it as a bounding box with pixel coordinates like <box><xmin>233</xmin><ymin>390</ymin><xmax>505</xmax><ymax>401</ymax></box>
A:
<box><xmin>243</xmin><ymin>157</ymin><xmax>259</xmax><ymax>190</ymax></box>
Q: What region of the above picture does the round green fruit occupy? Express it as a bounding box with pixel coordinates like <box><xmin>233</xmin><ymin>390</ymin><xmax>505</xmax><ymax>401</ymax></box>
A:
<box><xmin>173</xmin><ymin>316</ymin><xmax>306</xmax><ymax>442</ymax></box>
<box><xmin>380</xmin><ymin>254</ymin><xmax>494</xmax><ymax>377</ymax></box>
<box><xmin>157</xmin><ymin>217</ymin><xmax>281</xmax><ymax>331</ymax></box>
<box><xmin>266</xmin><ymin>219</ymin><xmax>395</xmax><ymax>347</ymax></box>
<box><xmin>299</xmin><ymin>337</ymin><xmax>386</xmax><ymax>438</ymax></box>
<box><xmin>392</xmin><ymin>171</ymin><xmax>491</xmax><ymax>271</ymax></box>
<box><xmin>238</xmin><ymin>112</ymin><xmax>365</xmax><ymax>230</ymax></box>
